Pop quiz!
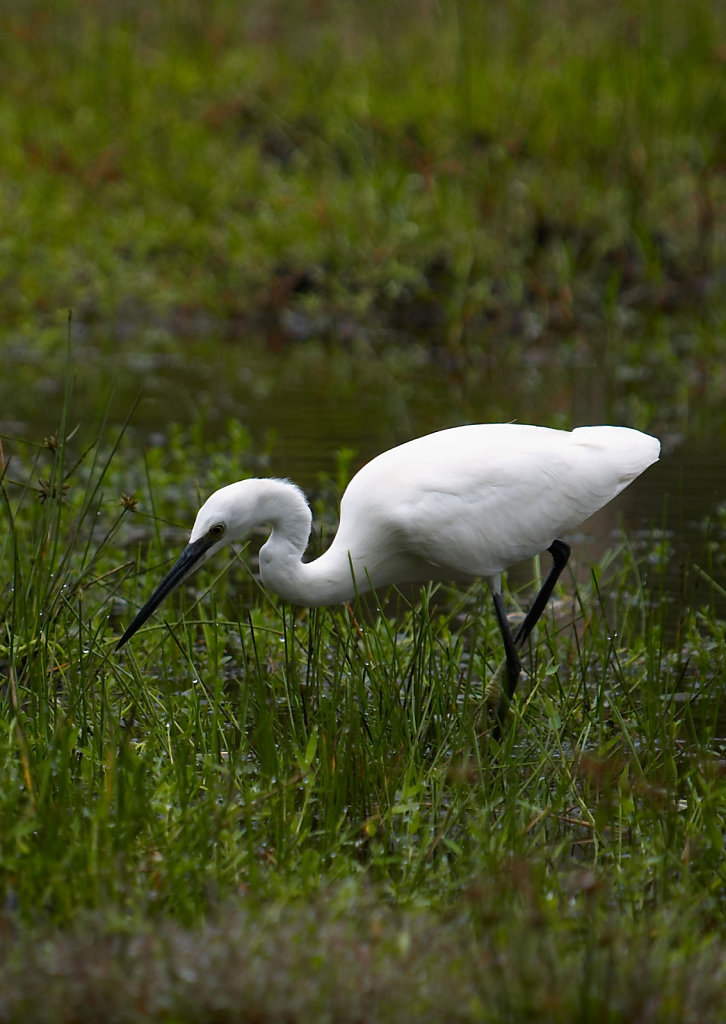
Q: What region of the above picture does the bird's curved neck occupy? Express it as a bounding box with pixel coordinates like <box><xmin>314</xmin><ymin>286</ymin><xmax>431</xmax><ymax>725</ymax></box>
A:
<box><xmin>256</xmin><ymin>480</ymin><xmax>357</xmax><ymax>606</ymax></box>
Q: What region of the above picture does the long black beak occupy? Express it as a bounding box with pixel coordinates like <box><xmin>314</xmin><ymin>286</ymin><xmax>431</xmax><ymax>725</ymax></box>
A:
<box><xmin>116</xmin><ymin>535</ymin><xmax>215</xmax><ymax>650</ymax></box>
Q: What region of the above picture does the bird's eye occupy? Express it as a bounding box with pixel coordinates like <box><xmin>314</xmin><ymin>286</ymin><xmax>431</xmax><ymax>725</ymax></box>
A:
<box><xmin>209</xmin><ymin>522</ymin><xmax>226</xmax><ymax>539</ymax></box>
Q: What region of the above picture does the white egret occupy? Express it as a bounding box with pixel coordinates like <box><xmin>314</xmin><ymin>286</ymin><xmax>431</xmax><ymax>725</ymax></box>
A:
<box><xmin>117</xmin><ymin>423</ymin><xmax>660</xmax><ymax>725</ymax></box>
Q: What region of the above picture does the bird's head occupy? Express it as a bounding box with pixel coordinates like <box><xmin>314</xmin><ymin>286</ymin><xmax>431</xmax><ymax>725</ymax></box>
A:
<box><xmin>115</xmin><ymin>481</ymin><xmax>255</xmax><ymax>650</ymax></box>
<box><xmin>116</xmin><ymin>478</ymin><xmax>313</xmax><ymax>650</ymax></box>
<box><xmin>187</xmin><ymin>480</ymin><xmax>268</xmax><ymax>551</ymax></box>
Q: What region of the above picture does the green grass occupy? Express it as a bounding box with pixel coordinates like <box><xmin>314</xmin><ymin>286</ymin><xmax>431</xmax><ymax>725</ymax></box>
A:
<box><xmin>1</xmin><ymin>381</ymin><xmax>725</xmax><ymax>1020</ymax></box>
<box><xmin>2</xmin><ymin>0</ymin><xmax>726</xmax><ymax>1018</ymax></box>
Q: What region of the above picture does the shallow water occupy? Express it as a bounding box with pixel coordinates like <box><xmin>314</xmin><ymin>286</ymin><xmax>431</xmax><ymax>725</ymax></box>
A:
<box><xmin>3</xmin><ymin>325</ymin><xmax>725</xmax><ymax>620</ymax></box>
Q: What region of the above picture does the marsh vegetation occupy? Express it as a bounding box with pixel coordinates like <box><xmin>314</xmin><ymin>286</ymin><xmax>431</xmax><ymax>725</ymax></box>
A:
<box><xmin>1</xmin><ymin>1</ymin><xmax>726</xmax><ymax>1020</ymax></box>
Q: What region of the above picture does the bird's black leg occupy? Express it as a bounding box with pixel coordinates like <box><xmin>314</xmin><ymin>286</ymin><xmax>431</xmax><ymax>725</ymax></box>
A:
<box><xmin>513</xmin><ymin>539</ymin><xmax>571</xmax><ymax>654</ymax></box>
<box><xmin>492</xmin><ymin>590</ymin><xmax>521</xmax><ymax>701</ymax></box>
<box><xmin>490</xmin><ymin>539</ymin><xmax>571</xmax><ymax>740</ymax></box>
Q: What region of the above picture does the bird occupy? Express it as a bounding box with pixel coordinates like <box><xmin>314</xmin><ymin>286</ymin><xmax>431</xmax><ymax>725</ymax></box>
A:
<box><xmin>116</xmin><ymin>423</ymin><xmax>660</xmax><ymax>727</ymax></box>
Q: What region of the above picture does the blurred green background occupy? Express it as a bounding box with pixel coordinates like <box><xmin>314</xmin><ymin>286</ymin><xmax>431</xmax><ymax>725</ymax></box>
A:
<box><xmin>2</xmin><ymin>0</ymin><xmax>724</xmax><ymax>455</ymax></box>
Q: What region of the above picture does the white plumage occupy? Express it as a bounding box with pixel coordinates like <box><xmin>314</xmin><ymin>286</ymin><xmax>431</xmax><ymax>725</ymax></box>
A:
<box><xmin>117</xmin><ymin>422</ymin><xmax>660</xmax><ymax>727</ymax></box>
<box><xmin>325</xmin><ymin>424</ymin><xmax>657</xmax><ymax>589</ymax></box>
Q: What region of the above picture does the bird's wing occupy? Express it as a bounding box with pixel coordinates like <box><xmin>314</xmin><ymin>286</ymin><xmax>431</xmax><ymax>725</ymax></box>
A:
<box><xmin>340</xmin><ymin>424</ymin><xmax>657</xmax><ymax>579</ymax></box>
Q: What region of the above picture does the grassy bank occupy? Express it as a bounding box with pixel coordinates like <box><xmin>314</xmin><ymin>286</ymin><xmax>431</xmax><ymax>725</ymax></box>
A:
<box><xmin>1</xmin><ymin>0</ymin><xmax>725</xmax><ymax>467</ymax></box>
<box><xmin>1</xmin><ymin>391</ymin><xmax>725</xmax><ymax>1020</ymax></box>
<box><xmin>1</xmin><ymin>1</ymin><xmax>725</xmax><ymax>424</ymax></box>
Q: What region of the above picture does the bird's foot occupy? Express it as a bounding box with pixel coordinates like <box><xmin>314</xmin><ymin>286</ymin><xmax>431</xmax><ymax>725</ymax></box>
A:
<box><xmin>484</xmin><ymin>658</ymin><xmax>506</xmax><ymax>709</ymax></box>
<box><xmin>483</xmin><ymin>660</ymin><xmax>515</xmax><ymax>737</ymax></box>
